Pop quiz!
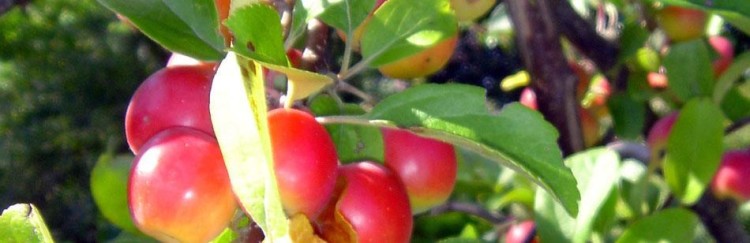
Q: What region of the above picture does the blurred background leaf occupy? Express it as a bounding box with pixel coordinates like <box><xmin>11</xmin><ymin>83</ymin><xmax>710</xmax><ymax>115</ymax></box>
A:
<box><xmin>0</xmin><ymin>0</ymin><xmax>165</xmax><ymax>241</ymax></box>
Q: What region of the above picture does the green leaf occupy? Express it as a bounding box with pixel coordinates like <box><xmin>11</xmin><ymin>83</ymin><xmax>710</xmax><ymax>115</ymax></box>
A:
<box><xmin>97</xmin><ymin>0</ymin><xmax>223</xmax><ymax>60</ymax></box>
<box><xmin>714</xmin><ymin>52</ymin><xmax>750</xmax><ymax>104</ymax></box>
<box><xmin>664</xmin><ymin>39</ymin><xmax>714</xmax><ymax>102</ymax></box>
<box><xmin>226</xmin><ymin>4</ymin><xmax>288</xmax><ymax>66</ymax></box>
<box><xmin>361</xmin><ymin>0</ymin><xmax>458</xmax><ymax>67</ymax></box>
<box><xmin>209</xmin><ymin>52</ymin><xmax>289</xmax><ymax>241</ymax></box>
<box><xmin>608</xmin><ymin>94</ymin><xmax>646</xmax><ymax>140</ymax></box>
<box><xmin>302</xmin><ymin>0</ymin><xmax>377</xmax><ymax>33</ymax></box>
<box><xmin>365</xmin><ymin>84</ymin><xmax>580</xmax><ymax>216</ymax></box>
<box><xmin>310</xmin><ymin>95</ymin><xmax>384</xmax><ymax>162</ymax></box>
<box><xmin>161</xmin><ymin>0</ymin><xmax>225</xmax><ymax>51</ymax></box>
<box><xmin>90</xmin><ymin>153</ymin><xmax>140</xmax><ymax>234</ymax></box>
<box><xmin>616</xmin><ymin>208</ymin><xmax>699</xmax><ymax>243</ymax></box>
<box><xmin>0</xmin><ymin>204</ymin><xmax>54</xmax><ymax>242</ymax></box>
<box><xmin>535</xmin><ymin>148</ymin><xmax>621</xmax><ymax>243</ymax></box>
<box><xmin>663</xmin><ymin>98</ymin><xmax>724</xmax><ymax>205</ymax></box>
<box><xmin>227</xmin><ymin>4</ymin><xmax>333</xmax><ymax>101</ymax></box>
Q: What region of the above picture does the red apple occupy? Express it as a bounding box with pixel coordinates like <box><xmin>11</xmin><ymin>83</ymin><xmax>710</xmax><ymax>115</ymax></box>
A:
<box><xmin>647</xmin><ymin>72</ymin><xmax>669</xmax><ymax>89</ymax></box>
<box><xmin>519</xmin><ymin>87</ymin><xmax>538</xmax><ymax>110</ymax></box>
<box><xmin>711</xmin><ymin>149</ymin><xmax>750</xmax><ymax>202</ymax></box>
<box><xmin>268</xmin><ymin>108</ymin><xmax>339</xmax><ymax>219</ymax></box>
<box><xmin>505</xmin><ymin>220</ymin><xmax>538</xmax><ymax>243</ymax></box>
<box><xmin>383</xmin><ymin>128</ymin><xmax>457</xmax><ymax>214</ymax></box>
<box><xmin>656</xmin><ymin>6</ymin><xmax>707</xmax><ymax>42</ymax></box>
<box><xmin>329</xmin><ymin>161</ymin><xmax>413</xmax><ymax>243</ymax></box>
<box><xmin>125</xmin><ymin>65</ymin><xmax>216</xmax><ymax>154</ymax></box>
<box><xmin>709</xmin><ymin>36</ymin><xmax>734</xmax><ymax>77</ymax></box>
<box><xmin>647</xmin><ymin>112</ymin><xmax>679</xmax><ymax>159</ymax></box>
<box><xmin>128</xmin><ymin>127</ymin><xmax>236</xmax><ymax>243</ymax></box>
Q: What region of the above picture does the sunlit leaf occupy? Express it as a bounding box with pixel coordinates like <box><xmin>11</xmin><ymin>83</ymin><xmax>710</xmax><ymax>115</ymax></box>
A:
<box><xmin>0</xmin><ymin>204</ymin><xmax>54</xmax><ymax>242</ymax></box>
<box><xmin>663</xmin><ymin>98</ymin><xmax>724</xmax><ymax>205</ymax></box>
<box><xmin>361</xmin><ymin>0</ymin><xmax>458</xmax><ymax>67</ymax></box>
<box><xmin>209</xmin><ymin>52</ymin><xmax>289</xmax><ymax>241</ymax></box>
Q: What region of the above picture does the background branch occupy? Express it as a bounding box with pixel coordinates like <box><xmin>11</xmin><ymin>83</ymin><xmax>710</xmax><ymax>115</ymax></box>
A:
<box><xmin>506</xmin><ymin>0</ymin><xmax>584</xmax><ymax>155</ymax></box>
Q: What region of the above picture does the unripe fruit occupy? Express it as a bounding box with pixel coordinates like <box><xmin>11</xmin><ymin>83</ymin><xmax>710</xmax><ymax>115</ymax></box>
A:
<box><xmin>268</xmin><ymin>108</ymin><xmax>338</xmax><ymax>219</ymax></box>
<box><xmin>125</xmin><ymin>65</ymin><xmax>215</xmax><ymax>154</ymax></box>
<box><xmin>505</xmin><ymin>220</ymin><xmax>538</xmax><ymax>243</ymax></box>
<box><xmin>708</xmin><ymin>36</ymin><xmax>734</xmax><ymax>77</ymax></box>
<box><xmin>711</xmin><ymin>149</ymin><xmax>750</xmax><ymax>202</ymax></box>
<box><xmin>383</xmin><ymin>128</ymin><xmax>457</xmax><ymax>214</ymax></box>
<box><xmin>656</xmin><ymin>6</ymin><xmax>707</xmax><ymax>42</ymax></box>
<box><xmin>580</xmin><ymin>109</ymin><xmax>600</xmax><ymax>148</ymax></box>
<box><xmin>335</xmin><ymin>162</ymin><xmax>413</xmax><ymax>243</ymax></box>
<box><xmin>378</xmin><ymin>35</ymin><xmax>458</xmax><ymax>79</ymax></box>
<box><xmin>450</xmin><ymin>0</ymin><xmax>496</xmax><ymax>22</ymax></box>
<box><xmin>128</xmin><ymin>127</ymin><xmax>236</xmax><ymax>243</ymax></box>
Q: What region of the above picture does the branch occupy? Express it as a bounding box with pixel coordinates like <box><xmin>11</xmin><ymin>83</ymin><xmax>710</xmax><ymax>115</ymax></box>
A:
<box><xmin>550</xmin><ymin>0</ymin><xmax>619</xmax><ymax>71</ymax></box>
<box><xmin>690</xmin><ymin>190</ymin><xmax>750</xmax><ymax>243</ymax></box>
<box><xmin>428</xmin><ymin>201</ymin><xmax>507</xmax><ymax>225</ymax></box>
<box><xmin>506</xmin><ymin>0</ymin><xmax>584</xmax><ymax>155</ymax></box>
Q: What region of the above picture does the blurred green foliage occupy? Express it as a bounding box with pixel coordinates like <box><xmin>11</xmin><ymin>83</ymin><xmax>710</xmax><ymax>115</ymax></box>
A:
<box><xmin>0</xmin><ymin>0</ymin><xmax>165</xmax><ymax>241</ymax></box>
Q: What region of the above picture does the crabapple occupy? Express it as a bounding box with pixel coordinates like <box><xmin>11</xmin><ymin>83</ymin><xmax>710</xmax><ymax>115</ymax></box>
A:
<box><xmin>383</xmin><ymin>128</ymin><xmax>457</xmax><ymax>214</ymax></box>
<box><xmin>125</xmin><ymin>65</ymin><xmax>215</xmax><ymax>154</ymax></box>
<box><xmin>656</xmin><ymin>6</ymin><xmax>707</xmax><ymax>42</ymax></box>
<box><xmin>377</xmin><ymin>35</ymin><xmax>458</xmax><ymax>79</ymax></box>
<box><xmin>505</xmin><ymin>220</ymin><xmax>538</xmax><ymax>243</ymax></box>
<box><xmin>332</xmin><ymin>161</ymin><xmax>413</xmax><ymax>243</ymax></box>
<box><xmin>128</xmin><ymin>127</ymin><xmax>236</xmax><ymax>243</ymax></box>
<box><xmin>711</xmin><ymin>149</ymin><xmax>750</xmax><ymax>202</ymax></box>
<box><xmin>708</xmin><ymin>36</ymin><xmax>734</xmax><ymax>77</ymax></box>
<box><xmin>267</xmin><ymin>108</ymin><xmax>338</xmax><ymax>219</ymax></box>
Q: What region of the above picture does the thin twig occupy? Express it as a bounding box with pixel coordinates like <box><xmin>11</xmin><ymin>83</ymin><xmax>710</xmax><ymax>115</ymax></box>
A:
<box><xmin>428</xmin><ymin>201</ymin><xmax>508</xmax><ymax>225</ymax></box>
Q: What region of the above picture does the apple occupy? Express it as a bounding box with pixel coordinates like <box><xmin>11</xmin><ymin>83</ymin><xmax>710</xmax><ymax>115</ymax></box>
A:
<box><xmin>382</xmin><ymin>128</ymin><xmax>457</xmax><ymax>214</ymax></box>
<box><xmin>450</xmin><ymin>0</ymin><xmax>497</xmax><ymax>22</ymax></box>
<box><xmin>711</xmin><ymin>149</ymin><xmax>750</xmax><ymax>202</ymax></box>
<box><xmin>647</xmin><ymin>72</ymin><xmax>669</xmax><ymax>89</ymax></box>
<box><xmin>335</xmin><ymin>0</ymin><xmax>387</xmax><ymax>51</ymax></box>
<box><xmin>708</xmin><ymin>36</ymin><xmax>734</xmax><ymax>77</ymax></box>
<box><xmin>519</xmin><ymin>87</ymin><xmax>538</xmax><ymax>110</ymax></box>
<box><xmin>377</xmin><ymin>35</ymin><xmax>458</xmax><ymax>79</ymax></box>
<box><xmin>327</xmin><ymin>161</ymin><xmax>413</xmax><ymax>243</ymax></box>
<box><xmin>166</xmin><ymin>52</ymin><xmax>216</xmax><ymax>68</ymax></box>
<box><xmin>125</xmin><ymin>65</ymin><xmax>216</xmax><ymax>154</ymax></box>
<box><xmin>268</xmin><ymin>108</ymin><xmax>339</xmax><ymax>219</ymax></box>
<box><xmin>505</xmin><ymin>220</ymin><xmax>538</xmax><ymax>243</ymax></box>
<box><xmin>656</xmin><ymin>6</ymin><xmax>707</xmax><ymax>42</ymax></box>
<box><xmin>128</xmin><ymin>127</ymin><xmax>236</xmax><ymax>243</ymax></box>
<box><xmin>647</xmin><ymin>112</ymin><xmax>679</xmax><ymax>160</ymax></box>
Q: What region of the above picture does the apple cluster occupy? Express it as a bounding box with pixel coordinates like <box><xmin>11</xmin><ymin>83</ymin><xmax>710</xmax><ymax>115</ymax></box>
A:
<box><xmin>123</xmin><ymin>57</ymin><xmax>458</xmax><ymax>242</ymax></box>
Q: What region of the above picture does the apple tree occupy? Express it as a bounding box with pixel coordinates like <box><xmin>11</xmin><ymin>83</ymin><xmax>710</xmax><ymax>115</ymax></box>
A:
<box><xmin>3</xmin><ymin>0</ymin><xmax>750</xmax><ymax>242</ymax></box>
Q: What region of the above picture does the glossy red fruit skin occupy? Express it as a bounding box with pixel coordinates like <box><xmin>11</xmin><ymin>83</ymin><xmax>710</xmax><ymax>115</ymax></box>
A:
<box><xmin>337</xmin><ymin>162</ymin><xmax>413</xmax><ymax>243</ymax></box>
<box><xmin>383</xmin><ymin>128</ymin><xmax>457</xmax><ymax>214</ymax></box>
<box><xmin>128</xmin><ymin>127</ymin><xmax>236</xmax><ymax>243</ymax></box>
<box><xmin>711</xmin><ymin>150</ymin><xmax>750</xmax><ymax>202</ymax></box>
<box><xmin>647</xmin><ymin>112</ymin><xmax>679</xmax><ymax>157</ymax></box>
<box><xmin>505</xmin><ymin>220</ymin><xmax>538</xmax><ymax>243</ymax></box>
<box><xmin>125</xmin><ymin>65</ymin><xmax>215</xmax><ymax>154</ymax></box>
<box><xmin>268</xmin><ymin>108</ymin><xmax>338</xmax><ymax>219</ymax></box>
<box><xmin>709</xmin><ymin>36</ymin><xmax>734</xmax><ymax>77</ymax></box>
<box><xmin>519</xmin><ymin>87</ymin><xmax>538</xmax><ymax>110</ymax></box>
